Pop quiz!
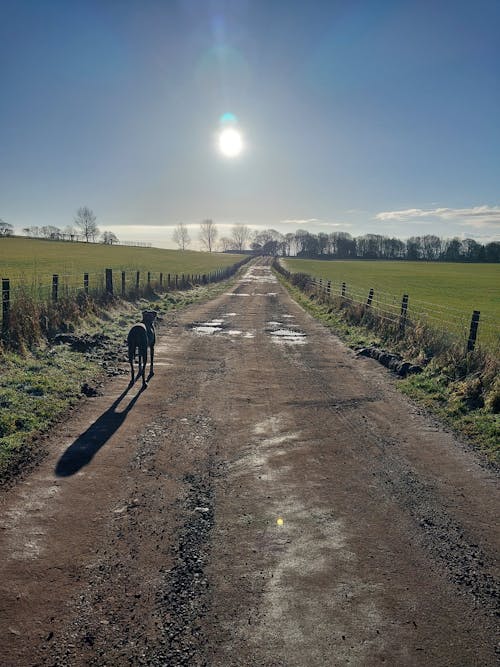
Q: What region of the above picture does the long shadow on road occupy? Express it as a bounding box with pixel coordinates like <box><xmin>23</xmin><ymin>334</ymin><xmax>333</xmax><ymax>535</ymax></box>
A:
<box><xmin>55</xmin><ymin>386</ymin><xmax>144</xmax><ymax>477</ymax></box>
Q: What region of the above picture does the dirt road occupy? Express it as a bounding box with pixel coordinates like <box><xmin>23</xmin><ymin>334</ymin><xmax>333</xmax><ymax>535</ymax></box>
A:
<box><xmin>1</xmin><ymin>260</ymin><xmax>498</xmax><ymax>666</ymax></box>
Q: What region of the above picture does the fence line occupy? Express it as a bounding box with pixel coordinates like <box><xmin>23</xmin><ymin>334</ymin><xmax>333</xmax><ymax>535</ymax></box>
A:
<box><xmin>0</xmin><ymin>257</ymin><xmax>251</xmax><ymax>344</ymax></box>
<box><xmin>273</xmin><ymin>261</ymin><xmax>498</xmax><ymax>352</ymax></box>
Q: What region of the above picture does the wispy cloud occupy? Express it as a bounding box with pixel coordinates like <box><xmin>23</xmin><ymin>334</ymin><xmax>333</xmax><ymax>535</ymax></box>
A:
<box><xmin>280</xmin><ymin>218</ymin><xmax>351</xmax><ymax>228</ymax></box>
<box><xmin>281</xmin><ymin>218</ymin><xmax>320</xmax><ymax>225</ymax></box>
<box><xmin>375</xmin><ymin>205</ymin><xmax>500</xmax><ymax>228</ymax></box>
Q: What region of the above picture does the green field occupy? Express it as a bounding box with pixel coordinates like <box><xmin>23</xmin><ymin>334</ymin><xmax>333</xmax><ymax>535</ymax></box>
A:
<box><xmin>0</xmin><ymin>237</ymin><xmax>244</xmax><ymax>283</ymax></box>
<box><xmin>283</xmin><ymin>259</ymin><xmax>500</xmax><ymax>350</ymax></box>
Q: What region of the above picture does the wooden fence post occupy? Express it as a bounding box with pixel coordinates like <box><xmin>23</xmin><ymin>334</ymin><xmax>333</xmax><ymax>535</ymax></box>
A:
<box><xmin>52</xmin><ymin>274</ymin><xmax>59</xmax><ymax>302</ymax></box>
<box><xmin>175</xmin><ymin>274</ymin><xmax>179</xmax><ymax>289</ymax></box>
<box><xmin>159</xmin><ymin>272</ymin><xmax>163</xmax><ymax>287</ymax></box>
<box><xmin>341</xmin><ymin>282</ymin><xmax>346</xmax><ymax>297</ymax></box>
<box><xmin>121</xmin><ymin>271</ymin><xmax>126</xmax><ymax>296</ymax></box>
<box><xmin>366</xmin><ymin>288</ymin><xmax>374</xmax><ymax>308</ymax></box>
<box><xmin>167</xmin><ymin>273</ymin><xmax>171</xmax><ymax>288</ymax></box>
<box><xmin>2</xmin><ymin>278</ymin><xmax>10</xmax><ymax>337</ymax></box>
<box><xmin>327</xmin><ymin>280</ymin><xmax>331</xmax><ymax>296</ymax></box>
<box><xmin>147</xmin><ymin>272</ymin><xmax>151</xmax><ymax>287</ymax></box>
<box><xmin>136</xmin><ymin>271</ymin><xmax>140</xmax><ymax>290</ymax></box>
<box><xmin>105</xmin><ymin>269</ymin><xmax>113</xmax><ymax>295</ymax></box>
<box><xmin>399</xmin><ymin>294</ymin><xmax>409</xmax><ymax>336</ymax></box>
<box><xmin>467</xmin><ymin>310</ymin><xmax>480</xmax><ymax>352</ymax></box>
<box><xmin>83</xmin><ymin>273</ymin><xmax>89</xmax><ymax>294</ymax></box>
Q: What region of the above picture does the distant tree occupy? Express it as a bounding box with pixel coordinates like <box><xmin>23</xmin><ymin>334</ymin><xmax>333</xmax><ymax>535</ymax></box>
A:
<box><xmin>219</xmin><ymin>236</ymin><xmax>234</xmax><ymax>252</ymax></box>
<box><xmin>40</xmin><ymin>225</ymin><xmax>62</xmax><ymax>240</ymax></box>
<box><xmin>332</xmin><ymin>232</ymin><xmax>356</xmax><ymax>258</ymax></box>
<box><xmin>251</xmin><ymin>229</ymin><xmax>284</xmax><ymax>255</ymax></box>
<box><xmin>101</xmin><ymin>231</ymin><xmax>118</xmax><ymax>245</ymax></box>
<box><xmin>23</xmin><ymin>225</ymin><xmax>41</xmax><ymax>237</ymax></box>
<box><xmin>230</xmin><ymin>224</ymin><xmax>251</xmax><ymax>252</ymax></box>
<box><xmin>406</xmin><ymin>237</ymin><xmax>421</xmax><ymax>260</ymax></box>
<box><xmin>75</xmin><ymin>206</ymin><xmax>99</xmax><ymax>242</ymax></box>
<box><xmin>461</xmin><ymin>238</ymin><xmax>484</xmax><ymax>262</ymax></box>
<box><xmin>199</xmin><ymin>219</ymin><xmax>218</xmax><ymax>252</ymax></box>
<box><xmin>0</xmin><ymin>219</ymin><xmax>14</xmax><ymax>237</ymax></box>
<box><xmin>317</xmin><ymin>232</ymin><xmax>329</xmax><ymax>255</ymax></box>
<box><xmin>64</xmin><ymin>225</ymin><xmax>78</xmax><ymax>241</ymax></box>
<box><xmin>442</xmin><ymin>237</ymin><xmax>462</xmax><ymax>262</ymax></box>
<box><xmin>172</xmin><ymin>222</ymin><xmax>191</xmax><ymax>250</ymax></box>
<box><xmin>283</xmin><ymin>232</ymin><xmax>295</xmax><ymax>256</ymax></box>
<box><xmin>484</xmin><ymin>242</ymin><xmax>500</xmax><ymax>262</ymax></box>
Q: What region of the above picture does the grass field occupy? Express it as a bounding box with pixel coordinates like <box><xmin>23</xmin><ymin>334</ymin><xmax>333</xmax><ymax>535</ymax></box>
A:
<box><xmin>283</xmin><ymin>259</ymin><xmax>500</xmax><ymax>350</ymax></box>
<box><xmin>0</xmin><ymin>237</ymin><xmax>244</xmax><ymax>285</ymax></box>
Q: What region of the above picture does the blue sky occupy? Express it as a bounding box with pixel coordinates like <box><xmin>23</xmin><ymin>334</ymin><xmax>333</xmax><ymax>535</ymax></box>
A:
<box><xmin>1</xmin><ymin>0</ymin><xmax>499</xmax><ymax>248</ymax></box>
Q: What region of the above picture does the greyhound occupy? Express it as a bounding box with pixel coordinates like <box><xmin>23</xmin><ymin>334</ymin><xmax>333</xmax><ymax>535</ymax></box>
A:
<box><xmin>127</xmin><ymin>310</ymin><xmax>157</xmax><ymax>388</ymax></box>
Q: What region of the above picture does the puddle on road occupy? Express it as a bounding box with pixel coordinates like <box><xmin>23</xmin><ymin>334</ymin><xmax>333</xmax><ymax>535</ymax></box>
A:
<box><xmin>191</xmin><ymin>320</ymin><xmax>224</xmax><ymax>335</ymax></box>
<box><xmin>190</xmin><ymin>315</ymin><xmax>255</xmax><ymax>339</ymax></box>
<box><xmin>271</xmin><ymin>329</ymin><xmax>307</xmax><ymax>344</ymax></box>
<box><xmin>266</xmin><ymin>320</ymin><xmax>307</xmax><ymax>345</ymax></box>
<box><xmin>238</xmin><ymin>267</ymin><xmax>278</xmax><ymax>285</ymax></box>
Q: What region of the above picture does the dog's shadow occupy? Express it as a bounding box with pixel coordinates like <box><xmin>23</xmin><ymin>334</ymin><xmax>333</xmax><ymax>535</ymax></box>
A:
<box><xmin>55</xmin><ymin>385</ymin><xmax>144</xmax><ymax>477</ymax></box>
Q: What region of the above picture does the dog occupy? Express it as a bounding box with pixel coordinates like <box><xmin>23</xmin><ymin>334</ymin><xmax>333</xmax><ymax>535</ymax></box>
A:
<box><xmin>127</xmin><ymin>310</ymin><xmax>157</xmax><ymax>388</ymax></box>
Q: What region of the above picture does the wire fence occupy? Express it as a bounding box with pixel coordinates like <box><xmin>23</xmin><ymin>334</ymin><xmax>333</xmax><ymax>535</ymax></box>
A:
<box><xmin>274</xmin><ymin>262</ymin><xmax>499</xmax><ymax>353</ymax></box>
<box><xmin>1</xmin><ymin>257</ymin><xmax>251</xmax><ymax>344</ymax></box>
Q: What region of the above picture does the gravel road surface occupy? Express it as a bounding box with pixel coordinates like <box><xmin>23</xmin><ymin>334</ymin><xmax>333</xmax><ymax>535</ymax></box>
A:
<box><xmin>1</xmin><ymin>259</ymin><xmax>498</xmax><ymax>666</ymax></box>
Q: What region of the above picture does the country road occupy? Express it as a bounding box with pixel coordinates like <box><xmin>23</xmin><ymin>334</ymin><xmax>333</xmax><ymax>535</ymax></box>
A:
<box><xmin>0</xmin><ymin>259</ymin><xmax>498</xmax><ymax>666</ymax></box>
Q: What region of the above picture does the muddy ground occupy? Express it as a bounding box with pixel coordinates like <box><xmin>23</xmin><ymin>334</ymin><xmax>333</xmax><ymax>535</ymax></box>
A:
<box><xmin>0</xmin><ymin>260</ymin><xmax>498</xmax><ymax>666</ymax></box>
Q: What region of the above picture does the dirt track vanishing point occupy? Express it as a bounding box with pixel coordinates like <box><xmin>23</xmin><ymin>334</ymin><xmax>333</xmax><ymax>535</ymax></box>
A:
<box><xmin>1</xmin><ymin>260</ymin><xmax>498</xmax><ymax>666</ymax></box>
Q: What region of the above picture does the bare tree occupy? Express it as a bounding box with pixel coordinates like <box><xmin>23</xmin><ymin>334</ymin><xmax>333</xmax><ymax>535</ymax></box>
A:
<box><xmin>74</xmin><ymin>206</ymin><xmax>99</xmax><ymax>242</ymax></box>
<box><xmin>40</xmin><ymin>225</ymin><xmax>62</xmax><ymax>240</ymax></box>
<box><xmin>231</xmin><ymin>224</ymin><xmax>251</xmax><ymax>252</ymax></box>
<box><xmin>0</xmin><ymin>219</ymin><xmax>14</xmax><ymax>237</ymax></box>
<box><xmin>172</xmin><ymin>222</ymin><xmax>191</xmax><ymax>250</ymax></box>
<box><xmin>101</xmin><ymin>231</ymin><xmax>119</xmax><ymax>245</ymax></box>
<box><xmin>23</xmin><ymin>225</ymin><xmax>41</xmax><ymax>237</ymax></box>
<box><xmin>199</xmin><ymin>219</ymin><xmax>218</xmax><ymax>252</ymax></box>
<box><xmin>218</xmin><ymin>236</ymin><xmax>234</xmax><ymax>252</ymax></box>
<box><xmin>64</xmin><ymin>225</ymin><xmax>78</xmax><ymax>241</ymax></box>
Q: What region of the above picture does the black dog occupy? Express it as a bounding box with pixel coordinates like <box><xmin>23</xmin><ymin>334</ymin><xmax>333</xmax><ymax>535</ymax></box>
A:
<box><xmin>127</xmin><ymin>310</ymin><xmax>157</xmax><ymax>388</ymax></box>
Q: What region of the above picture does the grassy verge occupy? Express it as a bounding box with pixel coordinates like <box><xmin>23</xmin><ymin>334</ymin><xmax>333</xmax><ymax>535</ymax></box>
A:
<box><xmin>0</xmin><ymin>277</ymin><xmax>239</xmax><ymax>488</ymax></box>
<box><xmin>277</xmin><ymin>272</ymin><xmax>499</xmax><ymax>464</ymax></box>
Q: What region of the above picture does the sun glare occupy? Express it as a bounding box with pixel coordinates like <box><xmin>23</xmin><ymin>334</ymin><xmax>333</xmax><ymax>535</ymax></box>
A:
<box><xmin>219</xmin><ymin>128</ymin><xmax>243</xmax><ymax>157</ymax></box>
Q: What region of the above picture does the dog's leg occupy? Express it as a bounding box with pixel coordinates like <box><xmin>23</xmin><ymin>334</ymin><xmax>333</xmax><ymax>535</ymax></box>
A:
<box><xmin>149</xmin><ymin>345</ymin><xmax>155</xmax><ymax>378</ymax></box>
<box><xmin>141</xmin><ymin>348</ymin><xmax>148</xmax><ymax>388</ymax></box>
<box><xmin>128</xmin><ymin>343</ymin><xmax>135</xmax><ymax>385</ymax></box>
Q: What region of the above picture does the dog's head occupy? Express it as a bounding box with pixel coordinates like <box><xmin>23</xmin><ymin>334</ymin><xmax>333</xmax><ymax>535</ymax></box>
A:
<box><xmin>141</xmin><ymin>310</ymin><xmax>158</xmax><ymax>326</ymax></box>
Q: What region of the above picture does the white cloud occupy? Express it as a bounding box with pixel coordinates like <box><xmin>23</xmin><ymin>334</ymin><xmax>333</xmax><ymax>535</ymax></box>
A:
<box><xmin>280</xmin><ymin>218</ymin><xmax>351</xmax><ymax>228</ymax></box>
<box><xmin>375</xmin><ymin>205</ymin><xmax>500</xmax><ymax>228</ymax></box>
<box><xmin>281</xmin><ymin>218</ymin><xmax>320</xmax><ymax>225</ymax></box>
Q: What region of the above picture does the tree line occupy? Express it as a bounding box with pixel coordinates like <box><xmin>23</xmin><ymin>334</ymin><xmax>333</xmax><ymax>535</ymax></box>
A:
<box><xmin>273</xmin><ymin>229</ymin><xmax>500</xmax><ymax>262</ymax></box>
<box><xmin>3</xmin><ymin>212</ymin><xmax>498</xmax><ymax>261</ymax></box>
<box><xmin>2</xmin><ymin>208</ymin><xmax>123</xmax><ymax>245</ymax></box>
<box><xmin>179</xmin><ymin>225</ymin><xmax>498</xmax><ymax>262</ymax></box>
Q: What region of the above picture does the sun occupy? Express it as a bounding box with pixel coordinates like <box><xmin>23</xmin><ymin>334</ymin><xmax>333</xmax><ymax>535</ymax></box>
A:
<box><xmin>218</xmin><ymin>128</ymin><xmax>243</xmax><ymax>157</ymax></box>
